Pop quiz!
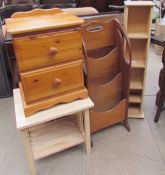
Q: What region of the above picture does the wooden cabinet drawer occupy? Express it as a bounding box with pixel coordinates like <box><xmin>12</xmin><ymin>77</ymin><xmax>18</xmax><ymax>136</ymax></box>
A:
<box><xmin>21</xmin><ymin>61</ymin><xmax>84</xmax><ymax>103</ymax></box>
<box><xmin>14</xmin><ymin>30</ymin><xmax>83</xmax><ymax>71</ymax></box>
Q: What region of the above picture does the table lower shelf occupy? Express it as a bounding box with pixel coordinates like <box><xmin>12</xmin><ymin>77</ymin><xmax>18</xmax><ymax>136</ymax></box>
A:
<box><xmin>28</xmin><ymin>118</ymin><xmax>85</xmax><ymax>160</ymax></box>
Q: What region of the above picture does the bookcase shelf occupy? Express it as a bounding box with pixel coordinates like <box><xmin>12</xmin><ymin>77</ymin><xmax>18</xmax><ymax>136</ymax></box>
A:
<box><xmin>124</xmin><ymin>1</ymin><xmax>154</xmax><ymax>118</ymax></box>
<box><xmin>130</xmin><ymin>69</ymin><xmax>144</xmax><ymax>90</ymax></box>
<box><xmin>132</xmin><ymin>59</ymin><xmax>145</xmax><ymax>68</ymax></box>
<box><xmin>128</xmin><ymin>106</ymin><xmax>144</xmax><ymax>118</ymax></box>
<box><xmin>29</xmin><ymin>119</ymin><xmax>84</xmax><ymax>160</ymax></box>
<box><xmin>129</xmin><ymin>94</ymin><xmax>142</xmax><ymax>103</ymax></box>
<box><xmin>128</xmin><ymin>33</ymin><xmax>148</xmax><ymax>39</ymax></box>
<box><xmin>130</xmin><ymin>80</ymin><xmax>143</xmax><ymax>90</ymax></box>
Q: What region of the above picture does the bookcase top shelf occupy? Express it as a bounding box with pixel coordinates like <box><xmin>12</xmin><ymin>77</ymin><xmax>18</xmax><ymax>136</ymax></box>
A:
<box><xmin>124</xmin><ymin>1</ymin><xmax>154</xmax><ymax>6</ymax></box>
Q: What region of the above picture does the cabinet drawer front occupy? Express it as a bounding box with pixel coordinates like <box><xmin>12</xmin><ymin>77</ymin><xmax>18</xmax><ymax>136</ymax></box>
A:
<box><xmin>21</xmin><ymin>61</ymin><xmax>84</xmax><ymax>103</ymax></box>
<box><xmin>14</xmin><ymin>30</ymin><xmax>83</xmax><ymax>71</ymax></box>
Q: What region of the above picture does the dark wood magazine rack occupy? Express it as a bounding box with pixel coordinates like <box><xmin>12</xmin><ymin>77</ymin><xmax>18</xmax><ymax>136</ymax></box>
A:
<box><xmin>82</xmin><ymin>19</ymin><xmax>132</xmax><ymax>133</ymax></box>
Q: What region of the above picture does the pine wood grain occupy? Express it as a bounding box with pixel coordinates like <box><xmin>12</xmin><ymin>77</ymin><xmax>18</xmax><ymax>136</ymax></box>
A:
<box><xmin>6</xmin><ymin>9</ymin><xmax>84</xmax><ymax>34</ymax></box>
<box><xmin>14</xmin><ymin>30</ymin><xmax>83</xmax><ymax>71</ymax></box>
<box><xmin>21</xmin><ymin>61</ymin><xmax>84</xmax><ymax>103</ymax></box>
<box><xmin>28</xmin><ymin>119</ymin><xmax>85</xmax><ymax>160</ymax></box>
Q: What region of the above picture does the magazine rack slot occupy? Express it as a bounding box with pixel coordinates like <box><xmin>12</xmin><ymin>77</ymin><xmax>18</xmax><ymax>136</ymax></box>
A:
<box><xmin>90</xmin><ymin>73</ymin><xmax>123</xmax><ymax>111</ymax></box>
<box><xmin>90</xmin><ymin>99</ymin><xmax>127</xmax><ymax>133</ymax></box>
<box><xmin>87</xmin><ymin>47</ymin><xmax>120</xmax><ymax>84</ymax></box>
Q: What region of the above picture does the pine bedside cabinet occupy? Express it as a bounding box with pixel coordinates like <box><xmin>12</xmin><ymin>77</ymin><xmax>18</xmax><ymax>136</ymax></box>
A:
<box><xmin>5</xmin><ymin>8</ymin><xmax>88</xmax><ymax>117</ymax></box>
<box><xmin>13</xmin><ymin>88</ymin><xmax>94</xmax><ymax>175</ymax></box>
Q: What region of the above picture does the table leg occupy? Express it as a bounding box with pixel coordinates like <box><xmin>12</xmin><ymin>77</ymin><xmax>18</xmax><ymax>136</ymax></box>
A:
<box><xmin>77</xmin><ymin>112</ymin><xmax>84</xmax><ymax>132</ymax></box>
<box><xmin>83</xmin><ymin>109</ymin><xmax>91</xmax><ymax>155</ymax></box>
<box><xmin>21</xmin><ymin>129</ymin><xmax>36</xmax><ymax>175</ymax></box>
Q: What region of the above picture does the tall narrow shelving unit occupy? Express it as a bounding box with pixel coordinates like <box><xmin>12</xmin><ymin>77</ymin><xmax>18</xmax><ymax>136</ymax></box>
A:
<box><xmin>124</xmin><ymin>1</ymin><xmax>154</xmax><ymax>118</ymax></box>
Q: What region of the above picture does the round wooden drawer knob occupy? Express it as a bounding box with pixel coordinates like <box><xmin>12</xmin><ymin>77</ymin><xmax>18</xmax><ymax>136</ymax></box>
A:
<box><xmin>54</xmin><ymin>78</ymin><xmax>62</xmax><ymax>87</ymax></box>
<box><xmin>50</xmin><ymin>47</ymin><xmax>58</xmax><ymax>56</ymax></box>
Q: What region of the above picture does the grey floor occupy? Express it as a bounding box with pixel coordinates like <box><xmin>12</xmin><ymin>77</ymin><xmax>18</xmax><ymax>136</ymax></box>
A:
<box><xmin>0</xmin><ymin>44</ymin><xmax>165</xmax><ymax>175</ymax></box>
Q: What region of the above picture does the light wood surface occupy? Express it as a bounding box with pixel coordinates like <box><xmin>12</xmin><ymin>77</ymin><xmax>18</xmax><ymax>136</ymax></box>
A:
<box><xmin>126</xmin><ymin>7</ymin><xmax>151</xmax><ymax>35</ymax></box>
<box><xmin>129</xmin><ymin>39</ymin><xmax>147</xmax><ymax>60</ymax></box>
<box><xmin>21</xmin><ymin>130</ymin><xmax>36</xmax><ymax>175</ymax></box>
<box><xmin>5</xmin><ymin>9</ymin><xmax>84</xmax><ymax>34</ymax></box>
<box><xmin>84</xmin><ymin>110</ymin><xmax>91</xmax><ymax>155</ymax></box>
<box><xmin>29</xmin><ymin>119</ymin><xmax>85</xmax><ymax>160</ymax></box>
<box><xmin>128</xmin><ymin>107</ymin><xmax>145</xmax><ymax>119</ymax></box>
<box><xmin>130</xmin><ymin>80</ymin><xmax>143</xmax><ymax>90</ymax></box>
<box><xmin>14</xmin><ymin>88</ymin><xmax>93</xmax><ymax>174</ymax></box>
<box><xmin>124</xmin><ymin>1</ymin><xmax>154</xmax><ymax>6</ymax></box>
<box><xmin>14</xmin><ymin>89</ymin><xmax>94</xmax><ymax>129</ymax></box>
<box><xmin>130</xmin><ymin>69</ymin><xmax>144</xmax><ymax>90</ymax></box>
<box><xmin>124</xmin><ymin>1</ymin><xmax>153</xmax><ymax>118</ymax></box>
<box><xmin>131</xmin><ymin>59</ymin><xmax>145</xmax><ymax>68</ymax></box>
<box><xmin>129</xmin><ymin>94</ymin><xmax>142</xmax><ymax>103</ymax></box>
<box><xmin>14</xmin><ymin>30</ymin><xmax>83</xmax><ymax>71</ymax></box>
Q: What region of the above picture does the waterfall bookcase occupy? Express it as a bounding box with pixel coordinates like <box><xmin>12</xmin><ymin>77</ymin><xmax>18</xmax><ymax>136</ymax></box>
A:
<box><xmin>124</xmin><ymin>1</ymin><xmax>154</xmax><ymax>118</ymax></box>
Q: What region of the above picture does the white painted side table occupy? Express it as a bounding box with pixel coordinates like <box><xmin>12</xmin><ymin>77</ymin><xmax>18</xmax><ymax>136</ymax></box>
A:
<box><xmin>13</xmin><ymin>89</ymin><xmax>94</xmax><ymax>175</ymax></box>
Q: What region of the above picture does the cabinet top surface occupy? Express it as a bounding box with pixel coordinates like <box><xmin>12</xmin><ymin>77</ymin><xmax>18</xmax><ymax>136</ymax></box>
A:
<box><xmin>124</xmin><ymin>1</ymin><xmax>154</xmax><ymax>6</ymax></box>
<box><xmin>5</xmin><ymin>8</ymin><xmax>84</xmax><ymax>35</ymax></box>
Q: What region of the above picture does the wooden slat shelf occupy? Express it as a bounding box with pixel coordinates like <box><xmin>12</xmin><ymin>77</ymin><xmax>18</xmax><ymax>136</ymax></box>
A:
<box><xmin>131</xmin><ymin>59</ymin><xmax>145</xmax><ymax>68</ymax></box>
<box><xmin>130</xmin><ymin>80</ymin><xmax>143</xmax><ymax>90</ymax></box>
<box><xmin>127</xmin><ymin>32</ymin><xmax>148</xmax><ymax>39</ymax></box>
<box><xmin>129</xmin><ymin>94</ymin><xmax>142</xmax><ymax>103</ymax></box>
<box><xmin>29</xmin><ymin>119</ymin><xmax>85</xmax><ymax>160</ymax></box>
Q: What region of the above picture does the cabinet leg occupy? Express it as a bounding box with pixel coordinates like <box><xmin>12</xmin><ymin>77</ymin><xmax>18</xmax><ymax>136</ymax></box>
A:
<box><xmin>83</xmin><ymin>109</ymin><xmax>91</xmax><ymax>155</ymax></box>
<box><xmin>21</xmin><ymin>129</ymin><xmax>36</xmax><ymax>175</ymax></box>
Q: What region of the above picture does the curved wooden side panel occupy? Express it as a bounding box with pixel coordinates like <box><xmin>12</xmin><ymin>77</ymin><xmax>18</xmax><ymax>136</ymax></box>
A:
<box><xmin>89</xmin><ymin>73</ymin><xmax>123</xmax><ymax>111</ymax></box>
<box><xmin>11</xmin><ymin>8</ymin><xmax>63</xmax><ymax>18</ymax></box>
<box><xmin>90</xmin><ymin>99</ymin><xmax>127</xmax><ymax>133</ymax></box>
<box><xmin>82</xmin><ymin>20</ymin><xmax>115</xmax><ymax>50</ymax></box>
<box><xmin>113</xmin><ymin>28</ymin><xmax>131</xmax><ymax>98</ymax></box>
<box><xmin>87</xmin><ymin>47</ymin><xmax>120</xmax><ymax>84</ymax></box>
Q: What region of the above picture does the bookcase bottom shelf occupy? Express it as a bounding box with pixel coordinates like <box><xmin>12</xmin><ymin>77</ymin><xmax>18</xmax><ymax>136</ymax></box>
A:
<box><xmin>128</xmin><ymin>107</ymin><xmax>145</xmax><ymax>119</ymax></box>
